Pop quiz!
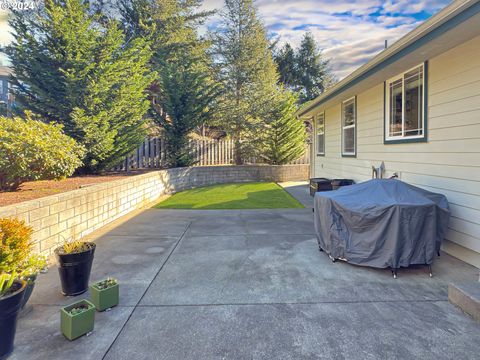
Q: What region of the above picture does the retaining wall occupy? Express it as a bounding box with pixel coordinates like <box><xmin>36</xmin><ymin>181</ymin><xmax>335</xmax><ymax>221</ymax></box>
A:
<box><xmin>0</xmin><ymin>165</ymin><xmax>309</xmax><ymax>256</ymax></box>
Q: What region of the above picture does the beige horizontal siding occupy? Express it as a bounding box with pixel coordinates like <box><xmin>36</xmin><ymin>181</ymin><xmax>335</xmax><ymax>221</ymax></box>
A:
<box><xmin>312</xmin><ymin>34</ymin><xmax>480</xmax><ymax>268</ymax></box>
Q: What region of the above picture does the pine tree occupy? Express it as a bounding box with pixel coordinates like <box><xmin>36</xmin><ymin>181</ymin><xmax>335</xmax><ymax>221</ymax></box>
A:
<box><xmin>119</xmin><ymin>0</ymin><xmax>219</xmax><ymax>167</ymax></box>
<box><xmin>296</xmin><ymin>32</ymin><xmax>332</xmax><ymax>103</ymax></box>
<box><xmin>212</xmin><ymin>0</ymin><xmax>279</xmax><ymax>164</ymax></box>
<box><xmin>261</xmin><ymin>89</ymin><xmax>306</xmax><ymax>165</ymax></box>
<box><xmin>152</xmin><ymin>51</ymin><xmax>221</xmax><ymax>167</ymax></box>
<box><xmin>6</xmin><ymin>0</ymin><xmax>153</xmax><ymax>172</ymax></box>
<box><xmin>274</xmin><ymin>43</ymin><xmax>296</xmax><ymax>90</ymax></box>
<box><xmin>119</xmin><ymin>0</ymin><xmax>213</xmax><ymax>62</ymax></box>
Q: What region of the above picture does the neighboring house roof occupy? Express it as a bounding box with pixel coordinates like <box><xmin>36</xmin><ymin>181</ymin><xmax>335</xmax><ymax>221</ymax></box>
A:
<box><xmin>297</xmin><ymin>0</ymin><xmax>480</xmax><ymax>118</ymax></box>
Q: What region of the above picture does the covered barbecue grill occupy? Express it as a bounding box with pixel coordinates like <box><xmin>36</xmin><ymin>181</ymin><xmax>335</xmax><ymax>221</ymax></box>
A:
<box><xmin>314</xmin><ymin>179</ymin><xmax>450</xmax><ymax>277</ymax></box>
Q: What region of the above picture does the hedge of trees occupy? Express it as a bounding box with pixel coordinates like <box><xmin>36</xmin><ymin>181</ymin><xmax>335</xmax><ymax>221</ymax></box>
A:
<box><xmin>3</xmin><ymin>0</ymin><xmax>334</xmax><ymax>182</ymax></box>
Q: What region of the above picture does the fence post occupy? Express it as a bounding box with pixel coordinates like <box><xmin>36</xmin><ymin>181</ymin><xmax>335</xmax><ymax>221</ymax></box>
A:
<box><xmin>147</xmin><ymin>138</ymin><xmax>151</xmax><ymax>168</ymax></box>
<box><xmin>196</xmin><ymin>140</ymin><xmax>200</xmax><ymax>165</ymax></box>
<box><xmin>153</xmin><ymin>138</ymin><xmax>157</xmax><ymax>168</ymax></box>
<box><xmin>220</xmin><ymin>139</ymin><xmax>224</xmax><ymax>165</ymax></box>
<box><xmin>209</xmin><ymin>140</ymin><xmax>212</xmax><ymax>165</ymax></box>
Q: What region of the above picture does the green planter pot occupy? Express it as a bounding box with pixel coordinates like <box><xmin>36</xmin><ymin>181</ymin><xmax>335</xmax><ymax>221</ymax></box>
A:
<box><xmin>60</xmin><ymin>299</ymin><xmax>95</xmax><ymax>341</ymax></box>
<box><xmin>90</xmin><ymin>280</ymin><xmax>119</xmax><ymax>312</ymax></box>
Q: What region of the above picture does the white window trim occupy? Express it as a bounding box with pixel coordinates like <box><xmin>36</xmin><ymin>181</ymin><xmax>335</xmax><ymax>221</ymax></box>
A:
<box><xmin>316</xmin><ymin>112</ymin><xmax>325</xmax><ymax>156</ymax></box>
<box><xmin>385</xmin><ymin>63</ymin><xmax>425</xmax><ymax>142</ymax></box>
<box><xmin>342</xmin><ymin>96</ymin><xmax>356</xmax><ymax>156</ymax></box>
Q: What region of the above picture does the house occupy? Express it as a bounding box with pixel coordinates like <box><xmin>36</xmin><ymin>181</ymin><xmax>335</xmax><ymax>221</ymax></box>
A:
<box><xmin>0</xmin><ymin>66</ymin><xmax>10</xmax><ymax>102</ymax></box>
<box><xmin>297</xmin><ymin>0</ymin><xmax>480</xmax><ymax>268</ymax></box>
<box><xmin>0</xmin><ymin>65</ymin><xmax>13</xmax><ymax>115</ymax></box>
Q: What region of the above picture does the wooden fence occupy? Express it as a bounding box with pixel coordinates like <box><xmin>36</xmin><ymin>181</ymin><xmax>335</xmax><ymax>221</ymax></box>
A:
<box><xmin>115</xmin><ymin>138</ymin><xmax>310</xmax><ymax>171</ymax></box>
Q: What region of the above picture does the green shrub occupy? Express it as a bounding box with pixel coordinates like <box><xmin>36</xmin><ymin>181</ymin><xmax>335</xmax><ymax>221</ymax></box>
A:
<box><xmin>0</xmin><ymin>218</ymin><xmax>46</xmax><ymax>295</ymax></box>
<box><xmin>0</xmin><ymin>112</ymin><xmax>85</xmax><ymax>191</ymax></box>
<box><xmin>0</xmin><ymin>218</ymin><xmax>34</xmax><ymax>275</ymax></box>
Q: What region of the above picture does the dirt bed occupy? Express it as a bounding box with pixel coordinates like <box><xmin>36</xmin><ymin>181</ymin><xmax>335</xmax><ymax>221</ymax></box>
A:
<box><xmin>0</xmin><ymin>171</ymin><xmax>152</xmax><ymax>207</ymax></box>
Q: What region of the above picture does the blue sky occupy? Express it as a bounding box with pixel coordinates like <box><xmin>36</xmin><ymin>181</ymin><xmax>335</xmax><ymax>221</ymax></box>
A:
<box><xmin>201</xmin><ymin>0</ymin><xmax>452</xmax><ymax>79</ymax></box>
<box><xmin>1</xmin><ymin>1</ymin><xmax>452</xmax><ymax>77</ymax></box>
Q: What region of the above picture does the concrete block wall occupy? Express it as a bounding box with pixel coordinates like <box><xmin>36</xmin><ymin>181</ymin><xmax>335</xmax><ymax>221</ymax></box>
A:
<box><xmin>0</xmin><ymin>165</ymin><xmax>308</xmax><ymax>256</ymax></box>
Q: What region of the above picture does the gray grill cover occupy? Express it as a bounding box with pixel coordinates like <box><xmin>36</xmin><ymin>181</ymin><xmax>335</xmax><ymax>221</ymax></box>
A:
<box><xmin>314</xmin><ymin>179</ymin><xmax>450</xmax><ymax>269</ymax></box>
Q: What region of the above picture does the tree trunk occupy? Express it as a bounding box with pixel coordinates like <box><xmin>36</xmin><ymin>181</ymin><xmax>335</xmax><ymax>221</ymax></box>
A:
<box><xmin>233</xmin><ymin>137</ymin><xmax>243</xmax><ymax>165</ymax></box>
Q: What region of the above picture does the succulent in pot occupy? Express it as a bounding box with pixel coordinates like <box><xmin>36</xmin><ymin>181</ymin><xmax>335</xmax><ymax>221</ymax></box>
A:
<box><xmin>60</xmin><ymin>299</ymin><xmax>95</xmax><ymax>340</ymax></box>
<box><xmin>55</xmin><ymin>241</ymin><xmax>96</xmax><ymax>296</ymax></box>
<box><xmin>0</xmin><ymin>218</ymin><xmax>38</xmax><ymax>359</ymax></box>
<box><xmin>90</xmin><ymin>278</ymin><xmax>119</xmax><ymax>311</ymax></box>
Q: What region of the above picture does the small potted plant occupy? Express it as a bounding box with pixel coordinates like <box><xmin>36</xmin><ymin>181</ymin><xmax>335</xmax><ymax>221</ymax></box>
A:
<box><xmin>0</xmin><ymin>218</ymin><xmax>34</xmax><ymax>359</ymax></box>
<box><xmin>90</xmin><ymin>278</ymin><xmax>119</xmax><ymax>311</ymax></box>
<box><xmin>60</xmin><ymin>299</ymin><xmax>95</xmax><ymax>340</ymax></box>
<box><xmin>54</xmin><ymin>241</ymin><xmax>96</xmax><ymax>296</ymax></box>
<box><xmin>0</xmin><ymin>218</ymin><xmax>47</xmax><ymax>311</ymax></box>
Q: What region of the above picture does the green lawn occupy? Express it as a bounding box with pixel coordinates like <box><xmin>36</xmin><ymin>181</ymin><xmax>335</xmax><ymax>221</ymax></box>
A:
<box><xmin>154</xmin><ymin>182</ymin><xmax>304</xmax><ymax>210</ymax></box>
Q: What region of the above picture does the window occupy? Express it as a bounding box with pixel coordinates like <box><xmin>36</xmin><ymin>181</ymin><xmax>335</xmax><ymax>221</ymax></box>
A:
<box><xmin>385</xmin><ymin>64</ymin><xmax>426</xmax><ymax>142</ymax></box>
<box><xmin>342</xmin><ymin>97</ymin><xmax>356</xmax><ymax>156</ymax></box>
<box><xmin>316</xmin><ymin>112</ymin><xmax>325</xmax><ymax>156</ymax></box>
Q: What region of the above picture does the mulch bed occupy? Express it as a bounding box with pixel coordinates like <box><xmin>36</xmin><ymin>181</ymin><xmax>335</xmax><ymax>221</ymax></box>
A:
<box><xmin>0</xmin><ymin>171</ymin><xmax>154</xmax><ymax>207</ymax></box>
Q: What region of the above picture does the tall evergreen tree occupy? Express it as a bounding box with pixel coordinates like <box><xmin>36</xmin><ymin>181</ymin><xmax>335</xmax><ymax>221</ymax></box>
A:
<box><xmin>212</xmin><ymin>0</ymin><xmax>278</xmax><ymax>164</ymax></box>
<box><xmin>296</xmin><ymin>32</ymin><xmax>331</xmax><ymax>103</ymax></box>
<box><xmin>6</xmin><ymin>0</ymin><xmax>153</xmax><ymax>172</ymax></box>
<box><xmin>119</xmin><ymin>0</ymin><xmax>219</xmax><ymax>167</ymax></box>
<box><xmin>274</xmin><ymin>42</ymin><xmax>296</xmax><ymax>90</ymax></box>
<box><xmin>119</xmin><ymin>0</ymin><xmax>212</xmax><ymax>63</ymax></box>
<box><xmin>261</xmin><ymin>89</ymin><xmax>306</xmax><ymax>165</ymax></box>
<box><xmin>152</xmin><ymin>51</ymin><xmax>220</xmax><ymax>167</ymax></box>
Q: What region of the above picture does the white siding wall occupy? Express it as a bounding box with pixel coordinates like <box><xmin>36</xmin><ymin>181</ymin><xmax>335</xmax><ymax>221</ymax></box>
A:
<box><xmin>312</xmin><ymin>35</ymin><xmax>480</xmax><ymax>268</ymax></box>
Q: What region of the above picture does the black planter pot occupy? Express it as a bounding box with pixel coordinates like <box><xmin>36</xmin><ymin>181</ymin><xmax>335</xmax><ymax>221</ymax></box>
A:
<box><xmin>55</xmin><ymin>243</ymin><xmax>96</xmax><ymax>296</ymax></box>
<box><xmin>20</xmin><ymin>275</ymin><xmax>37</xmax><ymax>310</ymax></box>
<box><xmin>0</xmin><ymin>280</ymin><xmax>26</xmax><ymax>360</ymax></box>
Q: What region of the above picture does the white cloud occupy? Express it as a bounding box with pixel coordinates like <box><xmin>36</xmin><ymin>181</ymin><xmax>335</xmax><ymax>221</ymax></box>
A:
<box><xmin>1</xmin><ymin>1</ymin><xmax>453</xmax><ymax>77</ymax></box>
<box><xmin>381</xmin><ymin>0</ymin><xmax>448</xmax><ymax>14</ymax></box>
<box><xmin>202</xmin><ymin>0</ymin><xmax>452</xmax><ymax>79</ymax></box>
<box><xmin>0</xmin><ymin>10</ymin><xmax>11</xmax><ymax>46</ymax></box>
<box><xmin>0</xmin><ymin>10</ymin><xmax>12</xmax><ymax>66</ymax></box>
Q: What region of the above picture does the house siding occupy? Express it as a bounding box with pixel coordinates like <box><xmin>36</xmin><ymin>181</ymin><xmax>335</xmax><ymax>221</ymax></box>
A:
<box><xmin>0</xmin><ymin>77</ymin><xmax>8</xmax><ymax>103</ymax></box>
<box><xmin>311</xmin><ymin>34</ymin><xmax>480</xmax><ymax>268</ymax></box>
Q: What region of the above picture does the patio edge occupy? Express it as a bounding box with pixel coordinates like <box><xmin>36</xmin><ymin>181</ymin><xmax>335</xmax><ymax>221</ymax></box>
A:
<box><xmin>448</xmin><ymin>282</ymin><xmax>480</xmax><ymax>322</ymax></box>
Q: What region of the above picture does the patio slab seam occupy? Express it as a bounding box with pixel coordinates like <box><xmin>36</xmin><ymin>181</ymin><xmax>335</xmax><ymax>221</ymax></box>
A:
<box><xmin>27</xmin><ymin>299</ymin><xmax>449</xmax><ymax>309</ymax></box>
<box><xmin>133</xmin><ymin>299</ymin><xmax>449</xmax><ymax>307</ymax></box>
<box><xmin>186</xmin><ymin>233</ymin><xmax>318</xmax><ymax>237</ymax></box>
<box><xmin>28</xmin><ymin>299</ymin><xmax>450</xmax><ymax>308</ymax></box>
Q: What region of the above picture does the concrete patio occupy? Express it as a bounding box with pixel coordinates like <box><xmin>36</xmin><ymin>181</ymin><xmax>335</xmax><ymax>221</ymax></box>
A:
<box><xmin>12</xmin><ymin>184</ymin><xmax>480</xmax><ymax>360</ymax></box>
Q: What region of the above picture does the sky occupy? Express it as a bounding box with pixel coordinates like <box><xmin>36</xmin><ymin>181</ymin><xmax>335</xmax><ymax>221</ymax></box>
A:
<box><xmin>0</xmin><ymin>10</ymin><xmax>9</xmax><ymax>65</ymax></box>
<box><xmin>1</xmin><ymin>1</ymin><xmax>452</xmax><ymax>78</ymax></box>
<box><xmin>201</xmin><ymin>0</ymin><xmax>452</xmax><ymax>79</ymax></box>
